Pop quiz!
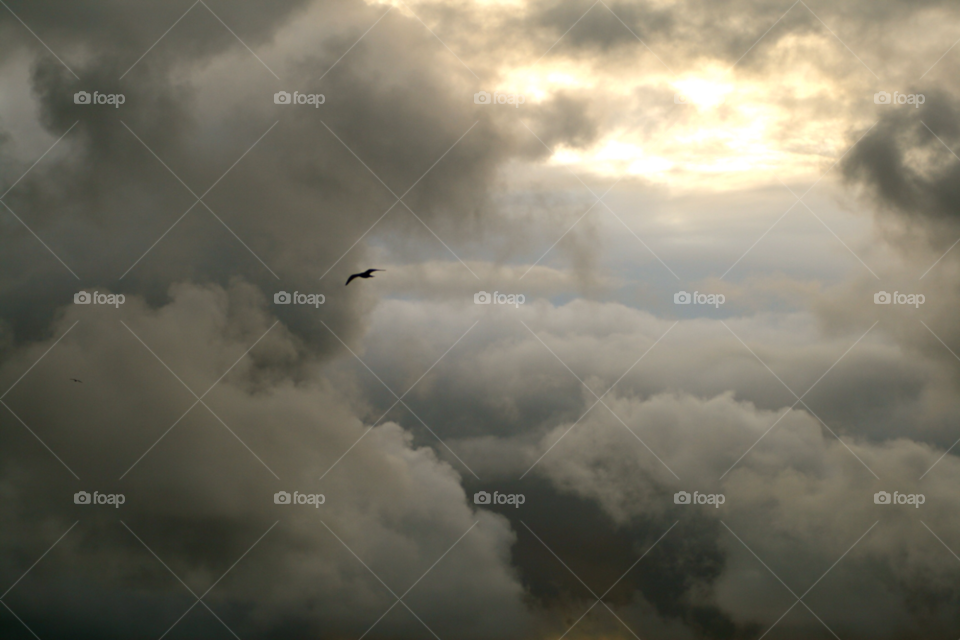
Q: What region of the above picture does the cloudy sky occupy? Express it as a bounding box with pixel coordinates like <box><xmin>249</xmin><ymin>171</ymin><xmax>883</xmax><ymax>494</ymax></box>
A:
<box><xmin>2</xmin><ymin>0</ymin><xmax>960</xmax><ymax>638</ymax></box>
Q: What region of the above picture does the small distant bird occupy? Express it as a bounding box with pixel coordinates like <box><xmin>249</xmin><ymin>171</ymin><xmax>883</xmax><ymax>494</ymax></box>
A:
<box><xmin>345</xmin><ymin>268</ymin><xmax>384</xmax><ymax>286</ymax></box>
<box><xmin>70</xmin><ymin>378</ymin><xmax>82</xmax><ymax>383</ymax></box>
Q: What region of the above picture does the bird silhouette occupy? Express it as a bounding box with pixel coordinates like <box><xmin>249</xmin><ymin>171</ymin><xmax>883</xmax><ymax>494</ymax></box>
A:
<box><xmin>70</xmin><ymin>378</ymin><xmax>82</xmax><ymax>383</ymax></box>
<box><xmin>345</xmin><ymin>268</ymin><xmax>384</xmax><ymax>286</ymax></box>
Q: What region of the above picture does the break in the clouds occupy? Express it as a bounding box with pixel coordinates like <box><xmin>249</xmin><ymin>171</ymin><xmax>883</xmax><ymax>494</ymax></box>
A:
<box><xmin>3</xmin><ymin>0</ymin><xmax>960</xmax><ymax>638</ymax></box>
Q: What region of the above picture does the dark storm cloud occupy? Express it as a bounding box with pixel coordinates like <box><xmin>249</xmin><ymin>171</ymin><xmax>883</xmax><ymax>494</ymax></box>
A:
<box><xmin>531</xmin><ymin>383</ymin><xmax>960</xmax><ymax>639</ymax></box>
<box><xmin>466</xmin><ymin>475</ymin><xmax>744</xmax><ymax>639</ymax></box>
<box><xmin>0</xmin><ymin>0</ymin><xmax>308</xmax><ymax>63</ymax></box>
<box><xmin>832</xmin><ymin>90</ymin><xmax>960</xmax><ymax>413</ymax></box>
<box><xmin>0</xmin><ymin>0</ymin><xmax>597</xmax><ymax>350</ymax></box>
<box><xmin>339</xmin><ymin>296</ymin><xmax>960</xmax><ymax>638</ymax></box>
<box><xmin>0</xmin><ymin>0</ymin><xmax>553</xmax><ymax>637</ymax></box>
<box><xmin>0</xmin><ymin>285</ymin><xmax>529</xmax><ymax>639</ymax></box>
<box><xmin>842</xmin><ymin>91</ymin><xmax>960</xmax><ymax>241</ymax></box>
<box><xmin>4</xmin><ymin>0</ymin><xmax>960</xmax><ymax>638</ymax></box>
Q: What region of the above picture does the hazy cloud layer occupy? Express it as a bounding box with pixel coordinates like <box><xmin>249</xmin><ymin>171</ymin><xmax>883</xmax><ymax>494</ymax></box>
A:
<box><xmin>3</xmin><ymin>0</ymin><xmax>960</xmax><ymax>638</ymax></box>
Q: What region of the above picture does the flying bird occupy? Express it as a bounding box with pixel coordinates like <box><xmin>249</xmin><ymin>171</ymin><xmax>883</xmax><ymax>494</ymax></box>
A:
<box><xmin>345</xmin><ymin>268</ymin><xmax>384</xmax><ymax>286</ymax></box>
<box><xmin>70</xmin><ymin>378</ymin><xmax>82</xmax><ymax>383</ymax></box>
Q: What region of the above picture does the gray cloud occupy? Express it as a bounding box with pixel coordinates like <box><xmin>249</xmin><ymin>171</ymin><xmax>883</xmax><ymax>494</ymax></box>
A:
<box><xmin>842</xmin><ymin>91</ymin><xmax>960</xmax><ymax>243</ymax></box>
<box><xmin>4</xmin><ymin>0</ymin><xmax>960</xmax><ymax>638</ymax></box>
<box><xmin>340</xmin><ymin>295</ymin><xmax>960</xmax><ymax>637</ymax></box>
<box><xmin>0</xmin><ymin>284</ymin><xmax>530</xmax><ymax>639</ymax></box>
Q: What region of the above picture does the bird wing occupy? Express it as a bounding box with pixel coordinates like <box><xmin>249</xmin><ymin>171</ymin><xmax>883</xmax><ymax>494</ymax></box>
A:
<box><xmin>346</xmin><ymin>273</ymin><xmax>360</xmax><ymax>286</ymax></box>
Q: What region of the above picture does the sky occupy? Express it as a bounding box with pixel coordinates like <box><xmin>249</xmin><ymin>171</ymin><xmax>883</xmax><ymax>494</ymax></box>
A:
<box><xmin>1</xmin><ymin>0</ymin><xmax>960</xmax><ymax>638</ymax></box>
